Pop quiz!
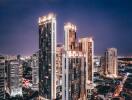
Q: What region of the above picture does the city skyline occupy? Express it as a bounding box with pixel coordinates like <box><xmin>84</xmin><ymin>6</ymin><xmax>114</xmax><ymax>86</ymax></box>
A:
<box><xmin>0</xmin><ymin>0</ymin><xmax>132</xmax><ymax>56</ymax></box>
<box><xmin>0</xmin><ymin>9</ymin><xmax>132</xmax><ymax>99</ymax></box>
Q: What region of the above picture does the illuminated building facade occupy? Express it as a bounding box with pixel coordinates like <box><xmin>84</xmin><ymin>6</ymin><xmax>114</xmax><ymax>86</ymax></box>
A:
<box><xmin>62</xmin><ymin>51</ymin><xmax>86</xmax><ymax>100</ymax></box>
<box><xmin>56</xmin><ymin>44</ymin><xmax>64</xmax><ymax>99</ymax></box>
<box><xmin>62</xmin><ymin>22</ymin><xmax>86</xmax><ymax>100</ymax></box>
<box><xmin>78</xmin><ymin>37</ymin><xmax>94</xmax><ymax>83</ymax></box>
<box><xmin>38</xmin><ymin>13</ymin><xmax>57</xmax><ymax>99</ymax></box>
<box><xmin>100</xmin><ymin>56</ymin><xmax>105</xmax><ymax>74</ymax></box>
<box><xmin>0</xmin><ymin>55</ymin><xmax>5</xmax><ymax>99</ymax></box>
<box><xmin>7</xmin><ymin>60</ymin><xmax>23</xmax><ymax>97</ymax></box>
<box><xmin>105</xmin><ymin>48</ymin><xmax>118</xmax><ymax>77</ymax></box>
<box><xmin>94</xmin><ymin>56</ymin><xmax>101</xmax><ymax>73</ymax></box>
<box><xmin>78</xmin><ymin>37</ymin><xmax>94</xmax><ymax>99</ymax></box>
<box><xmin>5</xmin><ymin>55</ymin><xmax>17</xmax><ymax>61</ymax></box>
<box><xmin>64</xmin><ymin>22</ymin><xmax>77</xmax><ymax>51</ymax></box>
<box><xmin>31</xmin><ymin>52</ymin><xmax>39</xmax><ymax>91</ymax></box>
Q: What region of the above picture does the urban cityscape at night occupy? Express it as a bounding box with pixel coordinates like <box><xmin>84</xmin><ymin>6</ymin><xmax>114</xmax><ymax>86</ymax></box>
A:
<box><xmin>0</xmin><ymin>0</ymin><xmax>132</xmax><ymax>100</ymax></box>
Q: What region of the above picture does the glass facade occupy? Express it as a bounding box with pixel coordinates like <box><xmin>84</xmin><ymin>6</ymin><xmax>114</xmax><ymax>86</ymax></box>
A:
<box><xmin>39</xmin><ymin>22</ymin><xmax>52</xmax><ymax>99</ymax></box>
<box><xmin>62</xmin><ymin>51</ymin><xmax>86</xmax><ymax>100</ymax></box>
<box><xmin>39</xmin><ymin>14</ymin><xmax>56</xmax><ymax>99</ymax></box>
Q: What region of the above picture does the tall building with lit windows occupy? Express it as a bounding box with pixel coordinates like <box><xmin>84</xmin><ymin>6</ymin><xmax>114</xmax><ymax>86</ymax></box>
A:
<box><xmin>56</xmin><ymin>44</ymin><xmax>64</xmax><ymax>99</ymax></box>
<box><xmin>64</xmin><ymin>22</ymin><xmax>77</xmax><ymax>51</ymax></box>
<box><xmin>38</xmin><ymin>13</ymin><xmax>57</xmax><ymax>99</ymax></box>
<box><xmin>62</xmin><ymin>51</ymin><xmax>86</xmax><ymax>100</ymax></box>
<box><xmin>62</xmin><ymin>23</ymin><xmax>86</xmax><ymax>100</ymax></box>
<box><xmin>105</xmin><ymin>48</ymin><xmax>118</xmax><ymax>78</ymax></box>
<box><xmin>6</xmin><ymin>60</ymin><xmax>23</xmax><ymax>97</ymax></box>
<box><xmin>31</xmin><ymin>52</ymin><xmax>39</xmax><ymax>91</ymax></box>
<box><xmin>78</xmin><ymin>37</ymin><xmax>94</xmax><ymax>83</ymax></box>
<box><xmin>78</xmin><ymin>37</ymin><xmax>94</xmax><ymax>99</ymax></box>
<box><xmin>0</xmin><ymin>55</ymin><xmax>5</xmax><ymax>99</ymax></box>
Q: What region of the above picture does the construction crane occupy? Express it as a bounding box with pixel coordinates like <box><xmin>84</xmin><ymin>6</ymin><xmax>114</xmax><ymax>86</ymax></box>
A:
<box><xmin>113</xmin><ymin>73</ymin><xmax>129</xmax><ymax>97</ymax></box>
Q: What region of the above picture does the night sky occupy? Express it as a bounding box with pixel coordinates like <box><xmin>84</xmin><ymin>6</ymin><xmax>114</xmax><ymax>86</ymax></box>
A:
<box><xmin>0</xmin><ymin>0</ymin><xmax>132</xmax><ymax>56</ymax></box>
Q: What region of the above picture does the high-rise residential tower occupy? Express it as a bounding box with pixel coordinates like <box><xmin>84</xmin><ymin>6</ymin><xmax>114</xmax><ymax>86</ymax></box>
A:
<box><xmin>78</xmin><ymin>37</ymin><xmax>94</xmax><ymax>99</ymax></box>
<box><xmin>62</xmin><ymin>51</ymin><xmax>86</xmax><ymax>100</ymax></box>
<box><xmin>62</xmin><ymin>23</ymin><xmax>86</xmax><ymax>100</ymax></box>
<box><xmin>31</xmin><ymin>52</ymin><xmax>39</xmax><ymax>91</ymax></box>
<box><xmin>38</xmin><ymin>13</ymin><xmax>57</xmax><ymax>99</ymax></box>
<box><xmin>6</xmin><ymin>60</ymin><xmax>23</xmax><ymax>97</ymax></box>
<box><xmin>78</xmin><ymin>37</ymin><xmax>94</xmax><ymax>83</ymax></box>
<box><xmin>64</xmin><ymin>22</ymin><xmax>77</xmax><ymax>51</ymax></box>
<box><xmin>105</xmin><ymin>48</ymin><xmax>118</xmax><ymax>77</ymax></box>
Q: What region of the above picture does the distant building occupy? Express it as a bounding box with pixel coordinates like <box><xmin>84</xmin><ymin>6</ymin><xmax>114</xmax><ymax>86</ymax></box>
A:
<box><xmin>38</xmin><ymin>13</ymin><xmax>57</xmax><ymax>99</ymax></box>
<box><xmin>62</xmin><ymin>51</ymin><xmax>86</xmax><ymax>100</ymax></box>
<box><xmin>22</xmin><ymin>59</ymin><xmax>32</xmax><ymax>80</ymax></box>
<box><xmin>100</xmin><ymin>56</ymin><xmax>105</xmax><ymax>74</ymax></box>
<box><xmin>0</xmin><ymin>55</ymin><xmax>6</xmax><ymax>99</ymax></box>
<box><xmin>6</xmin><ymin>60</ymin><xmax>23</xmax><ymax>97</ymax></box>
<box><xmin>5</xmin><ymin>55</ymin><xmax>17</xmax><ymax>61</ymax></box>
<box><xmin>94</xmin><ymin>56</ymin><xmax>101</xmax><ymax>73</ymax></box>
<box><xmin>31</xmin><ymin>52</ymin><xmax>39</xmax><ymax>91</ymax></box>
<box><xmin>105</xmin><ymin>48</ymin><xmax>118</xmax><ymax>77</ymax></box>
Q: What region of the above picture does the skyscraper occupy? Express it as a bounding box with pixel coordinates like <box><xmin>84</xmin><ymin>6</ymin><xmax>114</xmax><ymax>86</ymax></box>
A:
<box><xmin>0</xmin><ymin>55</ymin><xmax>5</xmax><ymax>99</ymax></box>
<box><xmin>31</xmin><ymin>52</ymin><xmax>39</xmax><ymax>91</ymax></box>
<box><xmin>78</xmin><ymin>37</ymin><xmax>94</xmax><ymax>99</ymax></box>
<box><xmin>62</xmin><ymin>51</ymin><xmax>86</xmax><ymax>100</ymax></box>
<box><xmin>64</xmin><ymin>22</ymin><xmax>77</xmax><ymax>51</ymax></box>
<box><xmin>105</xmin><ymin>48</ymin><xmax>118</xmax><ymax>77</ymax></box>
<box><xmin>38</xmin><ymin>13</ymin><xmax>57</xmax><ymax>99</ymax></box>
<box><xmin>78</xmin><ymin>37</ymin><xmax>94</xmax><ymax>83</ymax></box>
<box><xmin>6</xmin><ymin>60</ymin><xmax>23</xmax><ymax>97</ymax></box>
<box><xmin>62</xmin><ymin>23</ymin><xmax>86</xmax><ymax>100</ymax></box>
